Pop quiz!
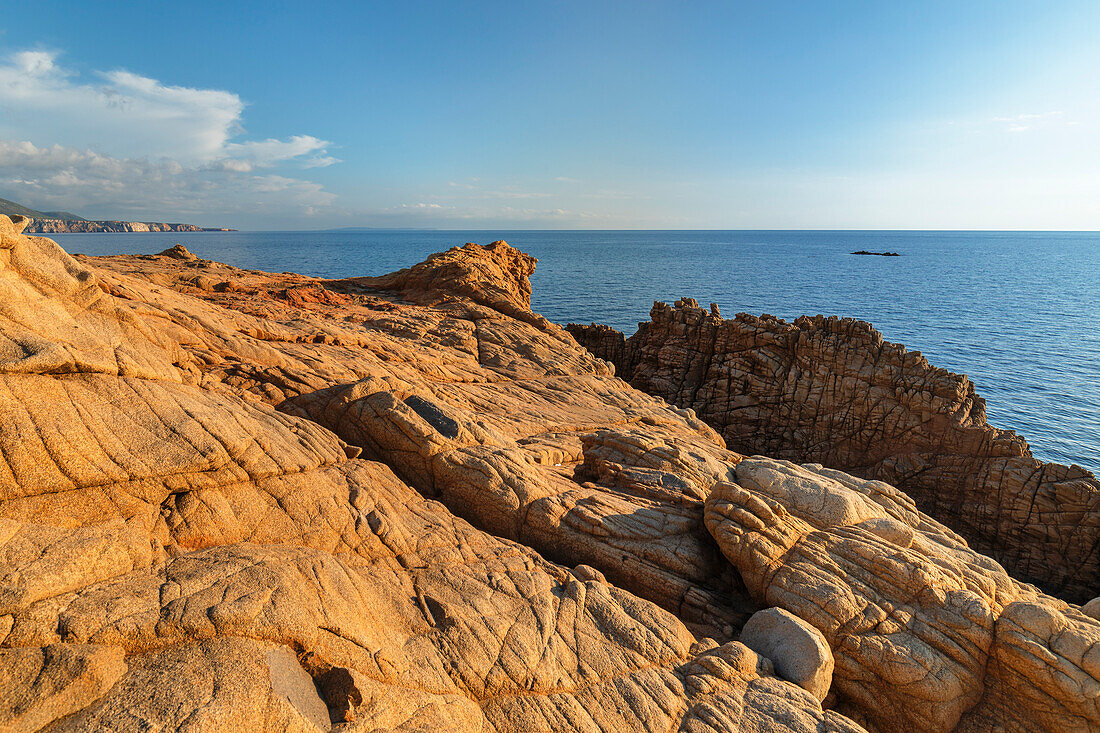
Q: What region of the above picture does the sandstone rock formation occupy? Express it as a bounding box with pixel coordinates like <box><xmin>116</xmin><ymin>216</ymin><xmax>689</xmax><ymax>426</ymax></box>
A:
<box><xmin>0</xmin><ymin>217</ymin><xmax>861</xmax><ymax>732</ymax></box>
<box><xmin>705</xmin><ymin>457</ymin><xmax>1100</xmax><ymax>732</ymax></box>
<box><xmin>79</xmin><ymin>240</ymin><xmax>760</xmax><ymax>640</ymax></box>
<box><xmin>348</xmin><ymin>240</ymin><xmax>545</xmax><ymax>326</ymax></box>
<box><xmin>568</xmin><ymin>300</ymin><xmax>1100</xmax><ymax>602</ymax></box>
<box><xmin>3</xmin><ymin>213</ymin><xmax>1098</xmax><ymax>732</ymax></box>
<box><xmin>158</xmin><ymin>243</ymin><xmax>199</xmax><ymax>260</ymax></box>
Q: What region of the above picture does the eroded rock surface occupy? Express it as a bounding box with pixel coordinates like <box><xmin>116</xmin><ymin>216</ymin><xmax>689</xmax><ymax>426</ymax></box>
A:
<box><xmin>81</xmin><ymin>238</ymin><xmax>758</xmax><ymax>640</ymax></box>
<box><xmin>568</xmin><ymin>300</ymin><xmax>1100</xmax><ymax>601</ymax></box>
<box><xmin>705</xmin><ymin>457</ymin><xmax>1100</xmax><ymax>732</ymax></box>
<box><xmin>1</xmin><ymin>216</ymin><xmax>860</xmax><ymax>732</ymax></box>
<box><xmin>5</xmin><ymin>213</ymin><xmax>1098</xmax><ymax>732</ymax></box>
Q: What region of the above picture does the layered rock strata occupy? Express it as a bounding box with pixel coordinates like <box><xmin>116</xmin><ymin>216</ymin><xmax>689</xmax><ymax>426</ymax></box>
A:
<box><xmin>2</xmin><ymin>213</ymin><xmax>1098</xmax><ymax>732</ymax></box>
<box><xmin>0</xmin><ymin>217</ymin><xmax>857</xmax><ymax>732</ymax></box>
<box><xmin>706</xmin><ymin>457</ymin><xmax>1100</xmax><ymax>732</ymax></box>
<box><xmin>568</xmin><ymin>300</ymin><xmax>1100</xmax><ymax>601</ymax></box>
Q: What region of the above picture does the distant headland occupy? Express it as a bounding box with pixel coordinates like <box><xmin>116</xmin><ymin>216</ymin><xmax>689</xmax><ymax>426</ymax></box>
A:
<box><xmin>0</xmin><ymin>197</ymin><xmax>235</xmax><ymax>233</ymax></box>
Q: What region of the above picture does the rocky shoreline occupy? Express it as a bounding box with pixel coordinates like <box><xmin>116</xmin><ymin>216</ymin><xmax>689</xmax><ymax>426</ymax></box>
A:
<box><xmin>567</xmin><ymin>303</ymin><xmax>1100</xmax><ymax>603</ymax></box>
<box><xmin>23</xmin><ymin>219</ymin><xmax>233</xmax><ymax>234</ymax></box>
<box><xmin>1</xmin><ymin>213</ymin><xmax>1098</xmax><ymax>732</ymax></box>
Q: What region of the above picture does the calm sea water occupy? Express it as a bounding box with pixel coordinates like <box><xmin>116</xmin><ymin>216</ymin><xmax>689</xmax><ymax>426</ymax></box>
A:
<box><xmin>54</xmin><ymin>229</ymin><xmax>1100</xmax><ymax>472</ymax></box>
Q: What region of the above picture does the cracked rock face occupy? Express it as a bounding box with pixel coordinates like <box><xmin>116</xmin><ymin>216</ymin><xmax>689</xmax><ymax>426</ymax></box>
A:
<box><xmin>0</xmin><ymin>216</ymin><xmax>859</xmax><ymax>732</ymax></box>
<box><xmin>705</xmin><ymin>457</ymin><xmax>1100</xmax><ymax>732</ymax></box>
<box><xmin>568</xmin><ymin>301</ymin><xmax>1100</xmax><ymax>602</ymax></box>
<box><xmin>3</xmin><ymin>214</ymin><xmax>1098</xmax><ymax>732</ymax></box>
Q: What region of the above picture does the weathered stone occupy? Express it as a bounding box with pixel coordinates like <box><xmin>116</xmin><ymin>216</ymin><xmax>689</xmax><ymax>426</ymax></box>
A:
<box><xmin>705</xmin><ymin>456</ymin><xmax>1100</xmax><ymax>732</ymax></box>
<box><xmin>266</xmin><ymin>646</ymin><xmax>331</xmax><ymax>731</ymax></box>
<box><xmin>569</xmin><ymin>302</ymin><xmax>1100</xmax><ymax>602</ymax></box>
<box><xmin>158</xmin><ymin>243</ymin><xmax>198</xmax><ymax>260</ymax></box>
<box><xmin>739</xmin><ymin>607</ymin><xmax>833</xmax><ymax>701</ymax></box>
<box><xmin>5</xmin><ymin>211</ymin><xmax>1097</xmax><ymax>732</ymax></box>
<box><xmin>0</xmin><ymin>643</ymin><xmax>127</xmax><ymax>731</ymax></box>
<box><xmin>0</xmin><ymin>217</ymin><xmax>857</xmax><ymax>732</ymax></box>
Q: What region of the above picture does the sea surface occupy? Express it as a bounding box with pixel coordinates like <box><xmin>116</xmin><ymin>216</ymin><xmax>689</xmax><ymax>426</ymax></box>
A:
<box><xmin>53</xmin><ymin>229</ymin><xmax>1100</xmax><ymax>473</ymax></box>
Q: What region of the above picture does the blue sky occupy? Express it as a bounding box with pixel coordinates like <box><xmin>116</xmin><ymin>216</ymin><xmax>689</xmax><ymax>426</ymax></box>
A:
<box><xmin>1</xmin><ymin>1</ymin><xmax>1098</xmax><ymax>229</ymax></box>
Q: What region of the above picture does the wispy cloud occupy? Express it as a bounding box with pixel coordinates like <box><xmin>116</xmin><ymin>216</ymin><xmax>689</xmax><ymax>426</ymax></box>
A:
<box><xmin>394</xmin><ymin>202</ymin><xmax>446</xmax><ymax>210</ymax></box>
<box><xmin>0</xmin><ymin>140</ymin><xmax>334</xmax><ymax>220</ymax></box>
<box><xmin>991</xmin><ymin>111</ymin><xmax>1068</xmax><ymax>133</ymax></box>
<box><xmin>218</xmin><ymin>136</ymin><xmax>339</xmax><ymax>171</ymax></box>
<box><xmin>373</xmin><ymin>200</ymin><xmax>599</xmax><ymax>225</ymax></box>
<box><xmin>0</xmin><ymin>49</ymin><xmax>338</xmax><ymax>222</ymax></box>
<box><xmin>370</xmin><ymin>174</ymin><xmax>668</xmax><ymax>227</ymax></box>
<box><xmin>444</xmin><ymin>178</ymin><xmax>550</xmax><ymax>199</ymax></box>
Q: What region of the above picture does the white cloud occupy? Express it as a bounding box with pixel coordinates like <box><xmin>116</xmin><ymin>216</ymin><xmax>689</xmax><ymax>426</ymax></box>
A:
<box><xmin>439</xmin><ymin>178</ymin><xmax>550</xmax><ymax>200</ymax></box>
<box><xmin>990</xmin><ymin>111</ymin><xmax>1067</xmax><ymax>133</ymax></box>
<box><xmin>0</xmin><ymin>140</ymin><xmax>335</xmax><ymax>222</ymax></box>
<box><xmin>0</xmin><ymin>50</ymin><xmax>248</xmax><ymax>163</ymax></box>
<box><xmin>376</xmin><ymin>200</ymin><xmax>592</xmax><ymax>223</ymax></box>
<box><xmin>219</xmin><ymin>135</ymin><xmax>339</xmax><ymax>171</ymax></box>
<box><xmin>0</xmin><ymin>49</ymin><xmax>338</xmax><ymax>224</ymax></box>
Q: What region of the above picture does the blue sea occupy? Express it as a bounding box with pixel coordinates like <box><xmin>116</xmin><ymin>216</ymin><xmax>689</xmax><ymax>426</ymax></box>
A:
<box><xmin>53</xmin><ymin>229</ymin><xmax>1100</xmax><ymax>473</ymax></box>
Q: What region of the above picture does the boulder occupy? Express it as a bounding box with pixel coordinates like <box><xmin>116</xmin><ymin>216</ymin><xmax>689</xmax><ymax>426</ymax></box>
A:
<box><xmin>739</xmin><ymin>607</ymin><xmax>833</xmax><ymax>701</ymax></box>
<box><xmin>705</xmin><ymin>457</ymin><xmax>1100</xmax><ymax>732</ymax></box>
<box><xmin>158</xmin><ymin>243</ymin><xmax>198</xmax><ymax>260</ymax></box>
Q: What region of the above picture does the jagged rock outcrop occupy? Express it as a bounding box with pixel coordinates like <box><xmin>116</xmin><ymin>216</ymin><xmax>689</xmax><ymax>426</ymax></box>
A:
<box><xmin>567</xmin><ymin>300</ymin><xmax>1100</xmax><ymax>602</ymax></box>
<box><xmin>568</xmin><ymin>323</ymin><xmax>627</xmax><ymax>369</ymax></box>
<box><xmin>158</xmin><ymin>243</ymin><xmax>199</xmax><ymax>260</ymax></box>
<box><xmin>1</xmin><ymin>216</ymin><xmax>864</xmax><ymax>732</ymax></box>
<box><xmin>705</xmin><ymin>457</ymin><xmax>1100</xmax><ymax>732</ymax></box>
<box><xmin>348</xmin><ymin>241</ymin><xmax>541</xmax><ymax>325</ymax></box>
<box><xmin>5</xmin><ymin>213</ymin><xmax>1099</xmax><ymax>732</ymax></box>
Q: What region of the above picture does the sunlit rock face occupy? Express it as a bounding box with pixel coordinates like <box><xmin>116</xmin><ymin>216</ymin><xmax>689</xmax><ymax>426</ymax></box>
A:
<box><xmin>568</xmin><ymin>300</ymin><xmax>1100</xmax><ymax>603</ymax></box>
<box><xmin>705</xmin><ymin>457</ymin><xmax>1100</xmax><ymax>732</ymax></box>
<box><xmin>20</xmin><ymin>217</ymin><xmax>205</xmax><ymax>233</ymax></box>
<box><xmin>0</xmin><ymin>217</ymin><xmax>863</xmax><ymax>732</ymax></box>
<box><xmin>2</xmin><ymin>213</ymin><xmax>1097</xmax><ymax>732</ymax></box>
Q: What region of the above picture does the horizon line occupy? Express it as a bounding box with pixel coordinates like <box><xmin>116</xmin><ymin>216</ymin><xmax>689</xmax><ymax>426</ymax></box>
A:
<box><xmin>186</xmin><ymin>227</ymin><xmax>1100</xmax><ymax>234</ymax></box>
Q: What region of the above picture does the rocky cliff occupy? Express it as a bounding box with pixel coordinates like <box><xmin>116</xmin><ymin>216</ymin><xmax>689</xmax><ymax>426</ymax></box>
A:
<box><xmin>24</xmin><ymin>218</ymin><xmax>206</xmax><ymax>233</ymax></box>
<box><xmin>1</xmin><ymin>213</ymin><xmax>1098</xmax><ymax>732</ymax></box>
<box><xmin>567</xmin><ymin>300</ymin><xmax>1100</xmax><ymax>603</ymax></box>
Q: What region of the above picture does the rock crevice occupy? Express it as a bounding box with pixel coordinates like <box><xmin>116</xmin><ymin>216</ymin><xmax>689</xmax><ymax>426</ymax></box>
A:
<box><xmin>568</xmin><ymin>300</ymin><xmax>1100</xmax><ymax>601</ymax></box>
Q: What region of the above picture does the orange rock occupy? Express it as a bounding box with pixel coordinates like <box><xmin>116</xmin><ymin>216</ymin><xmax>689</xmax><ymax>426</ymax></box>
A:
<box><xmin>0</xmin><ymin>216</ymin><xmax>861</xmax><ymax>732</ymax></box>
<box><xmin>570</xmin><ymin>301</ymin><xmax>1100</xmax><ymax>602</ymax></box>
<box><xmin>4</xmin><ymin>214</ymin><xmax>1096</xmax><ymax>732</ymax></box>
